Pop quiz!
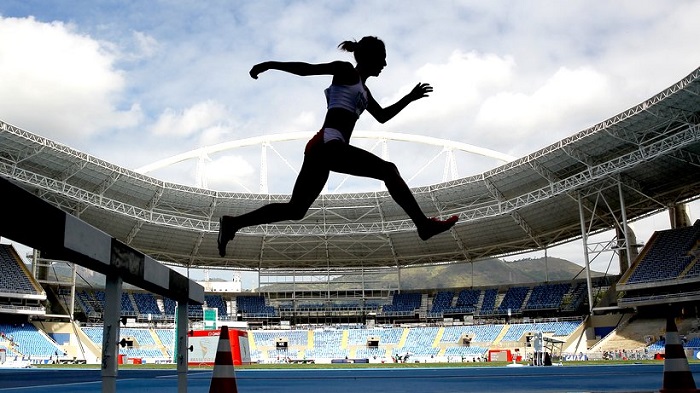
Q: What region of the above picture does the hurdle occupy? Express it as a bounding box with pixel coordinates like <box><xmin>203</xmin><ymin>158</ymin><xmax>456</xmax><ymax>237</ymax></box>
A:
<box><xmin>0</xmin><ymin>175</ymin><xmax>204</xmax><ymax>393</ymax></box>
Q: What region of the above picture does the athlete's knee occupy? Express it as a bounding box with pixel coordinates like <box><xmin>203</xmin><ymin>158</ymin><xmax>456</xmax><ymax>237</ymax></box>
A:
<box><xmin>381</xmin><ymin>161</ymin><xmax>401</xmax><ymax>180</ymax></box>
<box><xmin>287</xmin><ymin>200</ymin><xmax>311</xmax><ymax>220</ymax></box>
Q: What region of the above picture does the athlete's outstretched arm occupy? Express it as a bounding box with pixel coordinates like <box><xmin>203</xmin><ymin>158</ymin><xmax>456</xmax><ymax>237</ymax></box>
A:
<box><xmin>250</xmin><ymin>61</ymin><xmax>351</xmax><ymax>79</ymax></box>
<box><xmin>366</xmin><ymin>82</ymin><xmax>433</xmax><ymax>124</ymax></box>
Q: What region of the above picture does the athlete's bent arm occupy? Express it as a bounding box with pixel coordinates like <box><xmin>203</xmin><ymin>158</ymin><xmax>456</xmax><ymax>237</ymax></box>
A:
<box><xmin>367</xmin><ymin>82</ymin><xmax>433</xmax><ymax>124</ymax></box>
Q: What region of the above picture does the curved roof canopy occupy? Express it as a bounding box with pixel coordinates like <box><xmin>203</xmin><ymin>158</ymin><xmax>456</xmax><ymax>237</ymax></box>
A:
<box><xmin>1</xmin><ymin>67</ymin><xmax>699</xmax><ymax>271</ymax></box>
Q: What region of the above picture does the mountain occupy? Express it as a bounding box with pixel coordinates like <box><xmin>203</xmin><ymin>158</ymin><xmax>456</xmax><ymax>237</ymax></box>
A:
<box><xmin>389</xmin><ymin>257</ymin><xmax>600</xmax><ymax>290</ymax></box>
<box><xmin>258</xmin><ymin>257</ymin><xmax>604</xmax><ymax>292</ymax></box>
<box><xmin>40</xmin><ymin>255</ymin><xmax>603</xmax><ymax>292</ymax></box>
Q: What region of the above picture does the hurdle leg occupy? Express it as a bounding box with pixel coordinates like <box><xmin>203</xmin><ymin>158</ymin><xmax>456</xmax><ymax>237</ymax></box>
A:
<box><xmin>102</xmin><ymin>274</ymin><xmax>122</xmax><ymax>393</ymax></box>
<box><xmin>177</xmin><ymin>301</ymin><xmax>189</xmax><ymax>393</ymax></box>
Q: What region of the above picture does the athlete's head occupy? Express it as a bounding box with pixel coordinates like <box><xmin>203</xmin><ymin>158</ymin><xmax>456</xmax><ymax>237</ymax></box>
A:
<box><xmin>339</xmin><ymin>36</ymin><xmax>386</xmax><ymax>76</ymax></box>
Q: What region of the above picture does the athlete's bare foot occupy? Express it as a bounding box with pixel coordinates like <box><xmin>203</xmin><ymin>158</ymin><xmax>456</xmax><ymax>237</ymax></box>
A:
<box><xmin>217</xmin><ymin>216</ymin><xmax>239</xmax><ymax>257</ymax></box>
<box><xmin>417</xmin><ymin>215</ymin><xmax>459</xmax><ymax>240</ymax></box>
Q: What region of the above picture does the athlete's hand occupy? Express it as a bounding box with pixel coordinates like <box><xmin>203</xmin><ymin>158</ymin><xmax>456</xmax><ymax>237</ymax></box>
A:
<box><xmin>249</xmin><ymin>62</ymin><xmax>269</xmax><ymax>79</ymax></box>
<box><xmin>407</xmin><ymin>82</ymin><xmax>433</xmax><ymax>101</ymax></box>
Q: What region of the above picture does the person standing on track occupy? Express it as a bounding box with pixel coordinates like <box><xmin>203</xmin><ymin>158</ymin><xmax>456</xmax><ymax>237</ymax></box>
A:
<box><xmin>218</xmin><ymin>36</ymin><xmax>458</xmax><ymax>257</ymax></box>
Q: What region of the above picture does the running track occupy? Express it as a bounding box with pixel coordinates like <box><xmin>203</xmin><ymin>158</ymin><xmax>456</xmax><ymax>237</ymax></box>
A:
<box><xmin>1</xmin><ymin>364</ymin><xmax>699</xmax><ymax>392</ymax></box>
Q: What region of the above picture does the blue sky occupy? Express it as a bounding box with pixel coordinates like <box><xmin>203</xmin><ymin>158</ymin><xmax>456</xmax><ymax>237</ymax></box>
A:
<box><xmin>1</xmin><ymin>1</ymin><xmax>700</xmax><ymax>286</ymax></box>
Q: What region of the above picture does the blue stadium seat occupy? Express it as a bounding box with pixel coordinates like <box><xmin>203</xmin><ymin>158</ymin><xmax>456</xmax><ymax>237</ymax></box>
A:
<box><xmin>205</xmin><ymin>294</ymin><xmax>228</xmax><ymax>318</ymax></box>
<box><xmin>627</xmin><ymin>223</ymin><xmax>700</xmax><ymax>284</ymax></box>
<box><xmin>479</xmin><ymin>288</ymin><xmax>498</xmax><ymax>315</ymax></box>
<box><xmin>132</xmin><ymin>292</ymin><xmax>162</xmax><ymax>317</ymax></box>
<box><xmin>381</xmin><ymin>293</ymin><xmax>421</xmax><ymax>316</ymax></box>
<box><xmin>0</xmin><ymin>323</ymin><xmax>66</xmax><ymax>357</ymax></box>
<box><xmin>496</xmin><ymin>286</ymin><xmax>529</xmax><ymax>315</ymax></box>
<box><xmin>525</xmin><ymin>283</ymin><xmax>571</xmax><ymax>310</ymax></box>
<box><xmin>236</xmin><ymin>296</ymin><xmax>278</xmax><ymax>317</ymax></box>
<box><xmin>0</xmin><ymin>245</ymin><xmax>40</xmax><ymax>295</ymax></box>
<box><xmin>429</xmin><ymin>291</ymin><xmax>454</xmax><ymax>316</ymax></box>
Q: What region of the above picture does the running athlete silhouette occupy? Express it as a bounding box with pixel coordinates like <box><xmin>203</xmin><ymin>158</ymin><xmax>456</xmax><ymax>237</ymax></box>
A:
<box><xmin>218</xmin><ymin>36</ymin><xmax>458</xmax><ymax>257</ymax></box>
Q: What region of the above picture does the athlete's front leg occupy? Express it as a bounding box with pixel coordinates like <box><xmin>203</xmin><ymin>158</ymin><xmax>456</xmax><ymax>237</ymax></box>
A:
<box><xmin>217</xmin><ymin>150</ymin><xmax>330</xmax><ymax>257</ymax></box>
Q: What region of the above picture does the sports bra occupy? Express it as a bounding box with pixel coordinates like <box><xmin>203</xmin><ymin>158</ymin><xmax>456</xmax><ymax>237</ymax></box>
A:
<box><xmin>324</xmin><ymin>81</ymin><xmax>368</xmax><ymax>116</ymax></box>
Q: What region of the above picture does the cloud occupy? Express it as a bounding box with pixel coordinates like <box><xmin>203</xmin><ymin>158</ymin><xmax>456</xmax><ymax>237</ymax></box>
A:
<box><xmin>396</xmin><ymin>51</ymin><xmax>515</xmax><ymax>120</ymax></box>
<box><xmin>362</xmin><ymin>52</ymin><xmax>612</xmax><ymax>157</ymax></box>
<box><xmin>130</xmin><ymin>31</ymin><xmax>159</xmax><ymax>60</ymax></box>
<box><xmin>358</xmin><ymin>51</ymin><xmax>516</xmax><ymax>145</ymax></box>
<box><xmin>150</xmin><ymin>100</ymin><xmax>230</xmax><ymax>137</ymax></box>
<box><xmin>205</xmin><ymin>154</ymin><xmax>256</xmax><ymax>192</ymax></box>
<box><xmin>474</xmin><ymin>66</ymin><xmax>611</xmax><ymax>151</ymax></box>
<box><xmin>0</xmin><ymin>16</ymin><xmax>140</xmax><ymax>144</ymax></box>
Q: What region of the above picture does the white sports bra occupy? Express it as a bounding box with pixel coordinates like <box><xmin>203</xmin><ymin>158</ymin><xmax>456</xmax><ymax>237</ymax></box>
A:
<box><xmin>324</xmin><ymin>81</ymin><xmax>368</xmax><ymax>116</ymax></box>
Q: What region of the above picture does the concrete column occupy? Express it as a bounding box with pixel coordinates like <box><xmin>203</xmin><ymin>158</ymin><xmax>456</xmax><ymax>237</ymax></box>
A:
<box><xmin>669</xmin><ymin>203</ymin><xmax>691</xmax><ymax>229</ymax></box>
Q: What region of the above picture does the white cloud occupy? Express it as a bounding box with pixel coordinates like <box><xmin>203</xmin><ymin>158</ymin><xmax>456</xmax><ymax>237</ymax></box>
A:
<box><xmin>412</xmin><ymin>51</ymin><xmax>515</xmax><ymax>118</ymax></box>
<box><xmin>474</xmin><ymin>66</ymin><xmax>611</xmax><ymax>152</ymax></box>
<box><xmin>289</xmin><ymin>111</ymin><xmax>318</xmax><ymax>131</ymax></box>
<box><xmin>205</xmin><ymin>155</ymin><xmax>256</xmax><ymax>192</ymax></box>
<box><xmin>199</xmin><ymin>125</ymin><xmax>234</xmax><ymax>147</ymax></box>
<box><xmin>131</xmin><ymin>31</ymin><xmax>159</xmax><ymax>59</ymax></box>
<box><xmin>0</xmin><ymin>16</ymin><xmax>140</xmax><ymax>143</ymax></box>
<box><xmin>150</xmin><ymin>100</ymin><xmax>229</xmax><ymax>137</ymax></box>
<box><xmin>363</xmin><ymin>53</ymin><xmax>613</xmax><ymax>157</ymax></box>
<box><xmin>361</xmin><ymin>51</ymin><xmax>516</xmax><ymax>142</ymax></box>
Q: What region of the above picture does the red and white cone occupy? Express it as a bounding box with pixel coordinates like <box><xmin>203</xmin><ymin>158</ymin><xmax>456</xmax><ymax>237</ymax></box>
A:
<box><xmin>660</xmin><ymin>317</ymin><xmax>698</xmax><ymax>393</ymax></box>
<box><xmin>209</xmin><ymin>325</ymin><xmax>238</xmax><ymax>393</ymax></box>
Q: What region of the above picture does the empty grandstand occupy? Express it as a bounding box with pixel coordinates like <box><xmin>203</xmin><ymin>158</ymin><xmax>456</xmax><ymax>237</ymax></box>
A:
<box><xmin>0</xmin><ymin>245</ymin><xmax>45</xmax><ymax>316</ymax></box>
<box><xmin>2</xmin><ymin>216</ymin><xmax>700</xmax><ymax>365</ymax></box>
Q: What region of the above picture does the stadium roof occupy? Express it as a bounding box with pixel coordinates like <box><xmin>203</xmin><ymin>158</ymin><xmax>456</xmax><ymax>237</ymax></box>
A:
<box><xmin>1</xmin><ymin>67</ymin><xmax>699</xmax><ymax>272</ymax></box>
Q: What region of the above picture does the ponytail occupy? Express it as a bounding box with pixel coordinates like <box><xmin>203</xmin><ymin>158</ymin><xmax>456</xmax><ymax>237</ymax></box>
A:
<box><xmin>338</xmin><ymin>40</ymin><xmax>359</xmax><ymax>52</ymax></box>
<box><xmin>338</xmin><ymin>36</ymin><xmax>385</xmax><ymax>63</ymax></box>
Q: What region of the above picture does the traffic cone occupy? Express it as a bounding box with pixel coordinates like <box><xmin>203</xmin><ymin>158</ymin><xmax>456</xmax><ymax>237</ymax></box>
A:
<box><xmin>209</xmin><ymin>325</ymin><xmax>238</xmax><ymax>393</ymax></box>
<box><xmin>660</xmin><ymin>316</ymin><xmax>698</xmax><ymax>393</ymax></box>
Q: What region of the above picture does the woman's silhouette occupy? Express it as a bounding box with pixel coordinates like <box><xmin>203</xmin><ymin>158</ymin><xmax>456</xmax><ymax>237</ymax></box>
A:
<box><xmin>218</xmin><ymin>36</ymin><xmax>458</xmax><ymax>257</ymax></box>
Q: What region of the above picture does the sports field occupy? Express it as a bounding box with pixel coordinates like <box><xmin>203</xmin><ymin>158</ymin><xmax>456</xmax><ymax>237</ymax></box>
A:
<box><xmin>2</xmin><ymin>363</ymin><xmax>699</xmax><ymax>392</ymax></box>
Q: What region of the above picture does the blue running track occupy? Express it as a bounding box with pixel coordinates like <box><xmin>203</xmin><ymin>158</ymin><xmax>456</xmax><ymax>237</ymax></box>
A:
<box><xmin>1</xmin><ymin>364</ymin><xmax>699</xmax><ymax>392</ymax></box>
